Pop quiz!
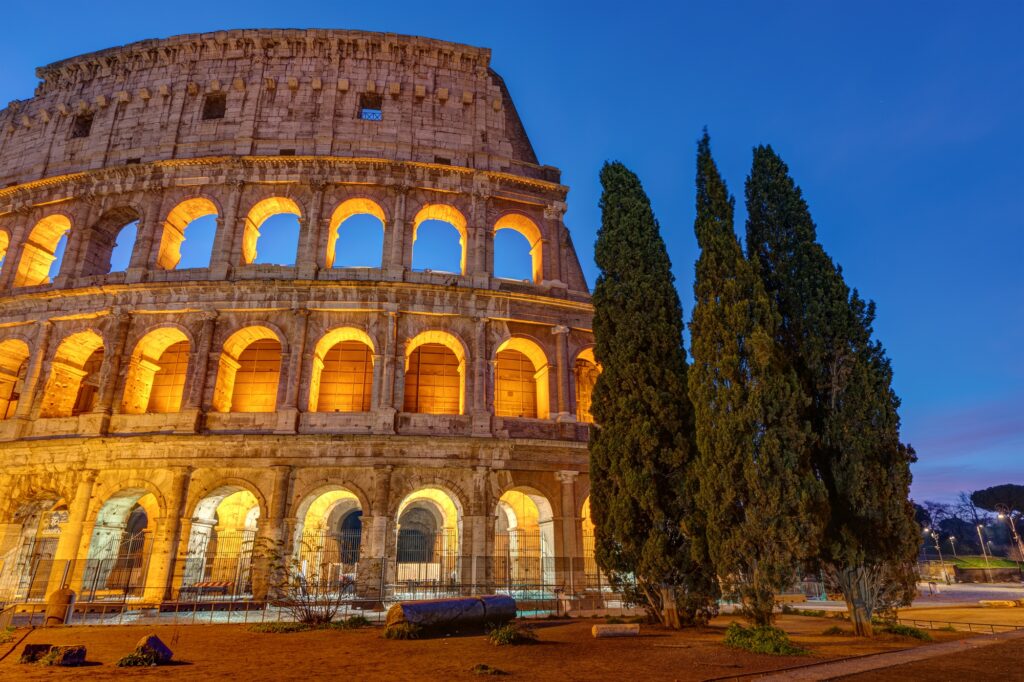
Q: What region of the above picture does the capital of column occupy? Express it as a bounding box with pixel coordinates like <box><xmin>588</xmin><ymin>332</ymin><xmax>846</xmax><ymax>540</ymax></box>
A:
<box><xmin>555</xmin><ymin>470</ymin><xmax>579</xmax><ymax>485</ymax></box>
<box><xmin>551</xmin><ymin>325</ymin><xmax>570</xmax><ymax>336</ymax></box>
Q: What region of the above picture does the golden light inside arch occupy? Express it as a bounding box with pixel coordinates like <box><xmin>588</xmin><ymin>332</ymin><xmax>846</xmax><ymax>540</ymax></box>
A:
<box><xmin>15</xmin><ymin>214</ymin><xmax>71</xmax><ymax>287</ymax></box>
<box><xmin>403</xmin><ymin>330</ymin><xmax>466</xmax><ymax>415</ymax></box>
<box><xmin>157</xmin><ymin>197</ymin><xmax>218</xmax><ymax>270</ymax></box>
<box><xmin>241</xmin><ymin>197</ymin><xmax>302</xmax><ymax>265</ymax></box>
<box><xmin>494</xmin><ymin>336</ymin><xmax>550</xmax><ymax>419</ymax></box>
<box><xmin>301</xmin><ymin>489</ymin><xmax>360</xmax><ymax>531</ymax></box>
<box><xmin>0</xmin><ymin>230</ymin><xmax>9</xmax><ymax>268</ymax></box>
<box><xmin>326</xmin><ymin>198</ymin><xmax>386</xmax><ymax>268</ymax></box>
<box><xmin>120</xmin><ymin>327</ymin><xmax>190</xmax><ymax>415</ymax></box>
<box><xmin>412</xmin><ymin>204</ymin><xmax>468</xmax><ymax>274</ymax></box>
<box><xmin>397</xmin><ymin>487</ymin><xmax>460</xmax><ymax>547</ymax></box>
<box><xmin>211</xmin><ymin>489</ymin><xmax>261</xmax><ymax>530</ymax></box>
<box><xmin>574</xmin><ymin>347</ymin><xmax>600</xmax><ymax>424</ymax></box>
<box><xmin>0</xmin><ymin>338</ymin><xmax>29</xmax><ymax>420</ymax></box>
<box><xmin>40</xmin><ymin>329</ymin><xmax>104</xmax><ymax>418</ymax></box>
<box><xmin>309</xmin><ymin>327</ymin><xmax>375</xmax><ymax>413</ymax></box>
<box><xmin>498</xmin><ymin>489</ymin><xmax>547</xmax><ymax>530</ymax></box>
<box><xmin>494</xmin><ymin>213</ymin><xmax>543</xmax><ymax>284</ymax></box>
<box><xmin>212</xmin><ymin>326</ymin><xmax>282</xmax><ymax>413</ymax></box>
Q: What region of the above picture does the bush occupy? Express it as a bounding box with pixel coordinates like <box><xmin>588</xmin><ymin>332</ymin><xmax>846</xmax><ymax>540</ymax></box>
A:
<box><xmin>605</xmin><ymin>617</ymin><xmax>624</xmax><ymax>624</ymax></box>
<box><xmin>249</xmin><ymin>622</ymin><xmax>312</xmax><ymax>634</ymax></box>
<box><xmin>0</xmin><ymin>627</ymin><xmax>15</xmax><ymax>644</ymax></box>
<box><xmin>487</xmin><ymin>622</ymin><xmax>538</xmax><ymax>646</ymax></box>
<box><xmin>723</xmin><ymin>623</ymin><xmax>807</xmax><ymax>656</ymax></box>
<box><xmin>384</xmin><ymin>623</ymin><xmax>422</xmax><ymax>640</ymax></box>
<box><xmin>821</xmin><ymin>625</ymin><xmax>849</xmax><ymax>636</ymax></box>
<box><xmin>877</xmin><ymin>623</ymin><xmax>931</xmax><ymax>641</ymax></box>
<box><xmin>336</xmin><ymin>614</ymin><xmax>372</xmax><ymax>629</ymax></box>
<box><xmin>471</xmin><ymin>663</ymin><xmax>508</xmax><ymax>675</ymax></box>
<box><xmin>116</xmin><ymin>650</ymin><xmax>161</xmax><ymax>667</ymax></box>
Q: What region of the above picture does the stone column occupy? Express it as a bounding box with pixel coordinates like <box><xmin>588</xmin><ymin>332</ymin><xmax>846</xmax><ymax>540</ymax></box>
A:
<box><xmin>383</xmin><ymin>187</ymin><xmax>408</xmax><ymax>278</ymax></box>
<box><xmin>183</xmin><ymin>311</ymin><xmax>218</xmax><ymax>414</ymax></box>
<box><xmin>142</xmin><ymin>467</ymin><xmax>191</xmax><ymax>602</ymax></box>
<box><xmin>469</xmin><ymin>190</ymin><xmax>490</xmax><ymax>288</ymax></box>
<box><xmin>0</xmin><ymin>213</ymin><xmax>28</xmax><ymax>292</ymax></box>
<box><xmin>471</xmin><ymin>317</ymin><xmax>492</xmax><ymax>437</ymax></box>
<box><xmin>461</xmin><ymin>465</ymin><xmax>494</xmax><ymax>592</ymax></box>
<box><xmin>356</xmin><ymin>465</ymin><xmax>392</xmax><ymax>600</ymax></box>
<box><xmin>295</xmin><ymin>184</ymin><xmax>325</xmax><ymax>279</ymax></box>
<box><xmin>252</xmin><ymin>465</ymin><xmax>293</xmax><ymax>600</ymax></box>
<box><xmin>53</xmin><ymin>202</ymin><xmax>99</xmax><ymax>287</ymax></box>
<box><xmin>94</xmin><ymin>313</ymin><xmax>133</xmax><ymax>424</ymax></box>
<box><xmin>208</xmin><ymin>182</ymin><xmax>244</xmax><ymax>279</ymax></box>
<box><xmin>11</xmin><ymin>320</ymin><xmax>53</xmax><ymax>437</ymax></box>
<box><xmin>46</xmin><ymin>470</ymin><xmax>97</xmax><ymax>599</ymax></box>
<box><xmin>125</xmin><ymin>198</ymin><xmax>165</xmax><ymax>283</ymax></box>
<box><xmin>551</xmin><ymin>325</ymin><xmax>572</xmax><ymax>422</ymax></box>
<box><xmin>555</xmin><ymin>470</ymin><xmax>584</xmax><ymax>592</ymax></box>
<box><xmin>375</xmin><ymin>308</ymin><xmax>399</xmax><ymax>434</ymax></box>
<box><xmin>276</xmin><ymin>310</ymin><xmax>309</xmax><ymax>433</ymax></box>
<box><xmin>544</xmin><ymin>202</ymin><xmax>567</xmax><ymax>285</ymax></box>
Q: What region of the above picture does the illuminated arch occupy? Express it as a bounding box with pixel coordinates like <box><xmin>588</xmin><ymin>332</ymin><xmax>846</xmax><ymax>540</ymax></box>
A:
<box><xmin>395</xmin><ymin>487</ymin><xmax>462</xmax><ymax>579</ymax></box>
<box><xmin>293</xmin><ymin>486</ymin><xmax>364</xmax><ymax>575</ymax></box>
<box><xmin>495</xmin><ymin>486</ymin><xmax>555</xmax><ymax>587</ymax></box>
<box><xmin>0</xmin><ymin>230</ymin><xmax>9</xmax><ymax>269</ymax></box>
<box><xmin>241</xmin><ymin>197</ymin><xmax>302</xmax><ymax>265</ymax></box>
<box><xmin>14</xmin><ymin>215</ymin><xmax>71</xmax><ymax>287</ymax></box>
<box><xmin>495</xmin><ymin>213</ymin><xmax>543</xmax><ymax>283</ymax></box>
<box><xmin>412</xmin><ymin>204</ymin><xmax>468</xmax><ymax>274</ymax></box>
<box><xmin>309</xmin><ymin>327</ymin><xmax>375</xmax><ymax>413</ymax></box>
<box><xmin>82</xmin><ymin>487</ymin><xmax>160</xmax><ymax>598</ymax></box>
<box><xmin>494</xmin><ymin>336</ymin><xmax>550</xmax><ymax>419</ymax></box>
<box><xmin>184</xmin><ymin>483</ymin><xmax>263</xmax><ymax>596</ymax></box>
<box><xmin>211</xmin><ymin>326</ymin><xmax>283</xmax><ymax>413</ymax></box>
<box><xmin>40</xmin><ymin>330</ymin><xmax>104</xmax><ymax>418</ymax></box>
<box><xmin>0</xmin><ymin>339</ymin><xmax>30</xmax><ymax>420</ymax></box>
<box><xmin>326</xmin><ymin>198</ymin><xmax>386</xmax><ymax>268</ymax></box>
<box><xmin>120</xmin><ymin>327</ymin><xmax>191</xmax><ymax>414</ymax></box>
<box><xmin>156</xmin><ymin>198</ymin><xmax>219</xmax><ymax>270</ymax></box>
<box><xmin>403</xmin><ymin>330</ymin><xmax>467</xmax><ymax>415</ymax></box>
<box><xmin>574</xmin><ymin>347</ymin><xmax>600</xmax><ymax>424</ymax></box>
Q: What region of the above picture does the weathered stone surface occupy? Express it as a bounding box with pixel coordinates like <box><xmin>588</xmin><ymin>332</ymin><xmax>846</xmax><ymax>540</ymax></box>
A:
<box><xmin>387</xmin><ymin>595</ymin><xmax>516</xmax><ymax>630</ymax></box>
<box><xmin>44</xmin><ymin>587</ymin><xmax>75</xmax><ymax>626</ymax></box>
<box><xmin>46</xmin><ymin>645</ymin><xmax>87</xmax><ymax>666</ymax></box>
<box><xmin>134</xmin><ymin>634</ymin><xmax>173</xmax><ymax>663</ymax></box>
<box><xmin>19</xmin><ymin>643</ymin><xmax>53</xmax><ymax>663</ymax></box>
<box><xmin>591</xmin><ymin>624</ymin><xmax>640</xmax><ymax>638</ymax></box>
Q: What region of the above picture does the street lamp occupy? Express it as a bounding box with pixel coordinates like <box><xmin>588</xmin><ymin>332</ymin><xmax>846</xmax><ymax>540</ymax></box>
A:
<box><xmin>929</xmin><ymin>530</ymin><xmax>948</xmax><ymax>584</ymax></box>
<box><xmin>977</xmin><ymin>524</ymin><xmax>991</xmax><ymax>570</ymax></box>
<box><xmin>948</xmin><ymin>536</ymin><xmax>958</xmax><ymax>559</ymax></box>
<box><xmin>996</xmin><ymin>505</ymin><xmax>1024</xmax><ymax>562</ymax></box>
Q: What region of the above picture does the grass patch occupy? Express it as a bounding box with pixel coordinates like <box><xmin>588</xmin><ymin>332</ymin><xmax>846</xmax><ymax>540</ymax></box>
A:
<box><xmin>471</xmin><ymin>663</ymin><xmax>509</xmax><ymax>675</ymax></box>
<box><xmin>0</xmin><ymin>627</ymin><xmax>15</xmax><ymax>644</ymax></box>
<box><xmin>383</xmin><ymin>623</ymin><xmax>422</xmax><ymax>640</ymax></box>
<box><xmin>487</xmin><ymin>622</ymin><xmax>538</xmax><ymax>646</ymax></box>
<box><xmin>335</xmin><ymin>615</ymin><xmax>372</xmax><ymax>629</ymax></box>
<box><xmin>605</xmin><ymin>616</ymin><xmax>624</xmax><ymax>624</ymax></box>
<box><xmin>952</xmin><ymin>555</ymin><xmax>1021</xmax><ymax>569</ymax></box>
<box><xmin>877</xmin><ymin>623</ymin><xmax>931</xmax><ymax>640</ymax></box>
<box><xmin>724</xmin><ymin>623</ymin><xmax>808</xmax><ymax>656</ymax></box>
<box><xmin>937</xmin><ymin>625</ymin><xmax>958</xmax><ymax>632</ymax></box>
<box><xmin>821</xmin><ymin>625</ymin><xmax>849</xmax><ymax>636</ymax></box>
<box><xmin>780</xmin><ymin>605</ymin><xmax>830</xmax><ymax>618</ymax></box>
<box><xmin>116</xmin><ymin>650</ymin><xmax>161</xmax><ymax>667</ymax></box>
<box><xmin>249</xmin><ymin>622</ymin><xmax>312</xmax><ymax>634</ymax></box>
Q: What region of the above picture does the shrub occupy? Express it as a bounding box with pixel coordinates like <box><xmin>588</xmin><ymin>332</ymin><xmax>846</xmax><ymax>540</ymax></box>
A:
<box><xmin>0</xmin><ymin>627</ymin><xmax>15</xmax><ymax>644</ymax></box>
<box><xmin>877</xmin><ymin>623</ymin><xmax>931</xmax><ymax>641</ymax></box>
<box><xmin>821</xmin><ymin>625</ymin><xmax>849</xmax><ymax>636</ymax></box>
<box><xmin>249</xmin><ymin>622</ymin><xmax>312</xmax><ymax>634</ymax></box>
<box><xmin>471</xmin><ymin>663</ymin><xmax>508</xmax><ymax>675</ymax></box>
<box><xmin>384</xmin><ymin>623</ymin><xmax>422</xmax><ymax>640</ymax></box>
<box><xmin>723</xmin><ymin>623</ymin><xmax>807</xmax><ymax>656</ymax></box>
<box><xmin>487</xmin><ymin>622</ymin><xmax>537</xmax><ymax>646</ymax></box>
<box><xmin>116</xmin><ymin>650</ymin><xmax>161</xmax><ymax>667</ymax></box>
<box><xmin>605</xmin><ymin>617</ymin><xmax>624</xmax><ymax>624</ymax></box>
<box><xmin>336</xmin><ymin>615</ymin><xmax>372</xmax><ymax>629</ymax></box>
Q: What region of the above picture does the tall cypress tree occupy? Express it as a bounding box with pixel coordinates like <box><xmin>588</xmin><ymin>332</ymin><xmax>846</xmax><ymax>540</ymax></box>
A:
<box><xmin>745</xmin><ymin>146</ymin><xmax>919</xmax><ymax>636</ymax></box>
<box><xmin>589</xmin><ymin>161</ymin><xmax>718</xmax><ymax>628</ymax></box>
<box><xmin>688</xmin><ymin>133</ymin><xmax>825</xmax><ymax>626</ymax></box>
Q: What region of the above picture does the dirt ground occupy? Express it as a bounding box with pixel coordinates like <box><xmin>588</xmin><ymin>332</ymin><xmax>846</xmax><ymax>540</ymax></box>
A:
<box><xmin>840</xmin><ymin>637</ymin><xmax>1024</xmax><ymax>681</ymax></box>
<box><xmin>897</xmin><ymin>604</ymin><xmax>1024</xmax><ymax>628</ymax></box>
<box><xmin>0</xmin><ymin>615</ymin><xmax>971</xmax><ymax>681</ymax></box>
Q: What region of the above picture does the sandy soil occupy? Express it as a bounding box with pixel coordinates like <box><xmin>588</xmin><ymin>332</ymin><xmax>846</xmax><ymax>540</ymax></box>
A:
<box><xmin>841</xmin><ymin>637</ymin><xmax>1024</xmax><ymax>681</ymax></box>
<box><xmin>897</xmin><ymin>604</ymin><xmax>1024</xmax><ymax>628</ymax></box>
<box><xmin>0</xmin><ymin>615</ymin><xmax>968</xmax><ymax>681</ymax></box>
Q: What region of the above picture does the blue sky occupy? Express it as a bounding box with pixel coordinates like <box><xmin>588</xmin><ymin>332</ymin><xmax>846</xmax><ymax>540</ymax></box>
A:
<box><xmin>2</xmin><ymin>1</ymin><xmax>1021</xmax><ymax>502</ymax></box>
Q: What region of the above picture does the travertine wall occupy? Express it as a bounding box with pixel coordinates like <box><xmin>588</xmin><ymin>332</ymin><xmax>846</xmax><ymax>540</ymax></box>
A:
<box><xmin>0</xmin><ymin>29</ymin><xmax>596</xmax><ymax>605</ymax></box>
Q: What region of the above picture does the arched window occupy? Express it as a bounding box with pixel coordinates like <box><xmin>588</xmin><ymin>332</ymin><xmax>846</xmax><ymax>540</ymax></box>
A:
<box><xmin>108</xmin><ymin>221</ymin><xmax>138</xmax><ymax>273</ymax></box>
<box><xmin>494</xmin><ymin>337</ymin><xmax>550</xmax><ymax>419</ymax></box>
<box><xmin>494</xmin><ymin>214</ymin><xmax>543</xmax><ymax>283</ymax></box>
<box><xmin>327</xmin><ymin>199</ymin><xmax>385</xmax><ymax>268</ymax></box>
<box><xmin>309</xmin><ymin>328</ymin><xmax>375</xmax><ymax>413</ymax></box>
<box><xmin>157</xmin><ymin>198</ymin><xmax>219</xmax><ymax>270</ymax></box>
<box><xmin>212</xmin><ymin>326</ymin><xmax>283</xmax><ymax>413</ymax></box>
<box><xmin>14</xmin><ymin>215</ymin><xmax>71</xmax><ymax>287</ymax></box>
<box><xmin>403</xmin><ymin>332</ymin><xmax>466</xmax><ymax>415</ymax></box>
<box><xmin>395</xmin><ymin>488</ymin><xmax>460</xmax><ymax>581</ymax></box>
<box><xmin>574</xmin><ymin>348</ymin><xmax>600</xmax><ymax>423</ymax></box>
<box><xmin>184</xmin><ymin>485</ymin><xmax>262</xmax><ymax>597</ymax></box>
<box><xmin>242</xmin><ymin>198</ymin><xmax>301</xmax><ymax>266</ymax></box>
<box><xmin>78</xmin><ymin>207</ymin><xmax>141</xmax><ymax>277</ymax></box>
<box><xmin>40</xmin><ymin>330</ymin><xmax>104</xmax><ymax>418</ymax></box>
<box><xmin>0</xmin><ymin>230</ymin><xmax>9</xmax><ymax>273</ymax></box>
<box><xmin>0</xmin><ymin>339</ymin><xmax>30</xmax><ymax>420</ymax></box>
<box><xmin>120</xmin><ymin>328</ymin><xmax>190</xmax><ymax>414</ymax></box>
<box><xmin>411</xmin><ymin>205</ymin><xmax>467</xmax><ymax>274</ymax></box>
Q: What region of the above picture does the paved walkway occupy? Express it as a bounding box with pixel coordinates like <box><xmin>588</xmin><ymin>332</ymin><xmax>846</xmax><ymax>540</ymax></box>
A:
<box><xmin>754</xmin><ymin>628</ymin><xmax>1024</xmax><ymax>681</ymax></box>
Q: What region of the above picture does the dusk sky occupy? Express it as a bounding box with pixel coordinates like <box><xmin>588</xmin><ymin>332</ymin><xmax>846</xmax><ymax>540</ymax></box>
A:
<box><xmin>1</xmin><ymin>2</ymin><xmax>1020</xmax><ymax>503</ymax></box>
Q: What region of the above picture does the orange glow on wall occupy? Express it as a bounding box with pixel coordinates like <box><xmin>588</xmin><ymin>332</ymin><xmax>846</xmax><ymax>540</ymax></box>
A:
<box><xmin>14</xmin><ymin>215</ymin><xmax>71</xmax><ymax>287</ymax></box>
<box><xmin>0</xmin><ymin>339</ymin><xmax>29</xmax><ymax>420</ymax></box>
<box><xmin>315</xmin><ymin>341</ymin><xmax>373</xmax><ymax>413</ymax></box>
<box><xmin>574</xmin><ymin>348</ymin><xmax>600</xmax><ymax>423</ymax></box>
<box><xmin>212</xmin><ymin>326</ymin><xmax>283</xmax><ymax>413</ymax></box>
<box><xmin>40</xmin><ymin>330</ymin><xmax>104</xmax><ymax>418</ymax></box>
<box><xmin>121</xmin><ymin>328</ymin><xmax>190</xmax><ymax>414</ymax></box>
<box><xmin>494</xmin><ymin>350</ymin><xmax>537</xmax><ymax>418</ymax></box>
<box><xmin>404</xmin><ymin>343</ymin><xmax>462</xmax><ymax>415</ymax></box>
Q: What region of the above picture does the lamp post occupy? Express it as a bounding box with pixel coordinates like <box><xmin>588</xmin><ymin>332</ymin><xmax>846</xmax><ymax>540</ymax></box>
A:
<box><xmin>948</xmin><ymin>536</ymin><xmax>958</xmax><ymax>559</ymax></box>
<box><xmin>930</xmin><ymin>530</ymin><xmax>948</xmax><ymax>584</ymax></box>
<box><xmin>996</xmin><ymin>505</ymin><xmax>1024</xmax><ymax>562</ymax></box>
<box><xmin>977</xmin><ymin>524</ymin><xmax>991</xmax><ymax>570</ymax></box>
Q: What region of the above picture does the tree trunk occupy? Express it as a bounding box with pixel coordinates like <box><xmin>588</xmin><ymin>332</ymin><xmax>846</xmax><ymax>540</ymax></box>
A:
<box><xmin>660</xmin><ymin>585</ymin><xmax>682</xmax><ymax>629</ymax></box>
<box><xmin>837</xmin><ymin>565</ymin><xmax>874</xmax><ymax>637</ymax></box>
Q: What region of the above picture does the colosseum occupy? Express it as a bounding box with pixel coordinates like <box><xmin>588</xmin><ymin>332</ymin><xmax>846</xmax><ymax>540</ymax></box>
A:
<box><xmin>0</xmin><ymin>29</ymin><xmax>604</xmax><ymax>614</ymax></box>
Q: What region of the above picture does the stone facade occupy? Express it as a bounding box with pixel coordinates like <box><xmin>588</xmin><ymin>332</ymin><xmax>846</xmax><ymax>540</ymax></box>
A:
<box><xmin>0</xmin><ymin>29</ymin><xmax>599</xmax><ymax>606</ymax></box>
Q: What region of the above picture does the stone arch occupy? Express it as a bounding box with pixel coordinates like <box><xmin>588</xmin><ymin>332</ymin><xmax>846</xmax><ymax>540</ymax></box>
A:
<box><xmin>494</xmin><ymin>212</ymin><xmax>543</xmax><ymax>283</ymax></box>
<box><xmin>411</xmin><ymin>204</ymin><xmax>468</xmax><ymax>274</ymax></box>
<box><xmin>292</xmin><ymin>484</ymin><xmax>367</xmax><ymax>581</ymax></box>
<box><xmin>39</xmin><ymin>329</ymin><xmax>105</xmax><ymax>418</ymax></box>
<box><xmin>494</xmin><ymin>485</ymin><xmax>556</xmax><ymax>588</ymax></box>
<box><xmin>156</xmin><ymin>197</ymin><xmax>220</xmax><ymax>270</ymax></box>
<box><xmin>393</xmin><ymin>483</ymin><xmax>464</xmax><ymax>584</ymax></box>
<box><xmin>0</xmin><ymin>338</ymin><xmax>30</xmax><ymax>420</ymax></box>
<box><xmin>309</xmin><ymin>327</ymin><xmax>375</xmax><ymax>413</ymax></box>
<box><xmin>241</xmin><ymin>196</ymin><xmax>302</xmax><ymax>266</ymax></box>
<box><xmin>402</xmin><ymin>330</ymin><xmax>468</xmax><ymax>415</ymax></box>
<box><xmin>326</xmin><ymin>198</ymin><xmax>386</xmax><ymax>269</ymax></box>
<box><xmin>120</xmin><ymin>325</ymin><xmax>192</xmax><ymax>414</ymax></box>
<box><xmin>211</xmin><ymin>325</ymin><xmax>285</xmax><ymax>413</ymax></box>
<box><xmin>0</xmin><ymin>229</ymin><xmax>9</xmax><ymax>271</ymax></box>
<box><xmin>79</xmin><ymin>206</ymin><xmax>143</xmax><ymax>277</ymax></box>
<box><xmin>14</xmin><ymin>214</ymin><xmax>71</xmax><ymax>287</ymax></box>
<box><xmin>493</xmin><ymin>335</ymin><xmax>551</xmax><ymax>419</ymax></box>
<box><xmin>81</xmin><ymin>484</ymin><xmax>162</xmax><ymax>599</ymax></box>
<box><xmin>580</xmin><ymin>495</ymin><xmax>601</xmax><ymax>588</ymax></box>
<box><xmin>0</xmin><ymin>495</ymin><xmax>67</xmax><ymax>601</ymax></box>
<box><xmin>573</xmin><ymin>346</ymin><xmax>600</xmax><ymax>424</ymax></box>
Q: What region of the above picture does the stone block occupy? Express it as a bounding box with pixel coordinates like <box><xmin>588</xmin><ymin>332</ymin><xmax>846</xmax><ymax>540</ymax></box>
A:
<box><xmin>591</xmin><ymin>624</ymin><xmax>640</xmax><ymax>638</ymax></box>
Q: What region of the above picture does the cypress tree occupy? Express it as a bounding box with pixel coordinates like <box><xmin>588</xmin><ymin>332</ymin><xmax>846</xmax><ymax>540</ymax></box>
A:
<box><xmin>745</xmin><ymin>146</ymin><xmax>919</xmax><ymax>636</ymax></box>
<box><xmin>589</xmin><ymin>161</ymin><xmax>718</xmax><ymax>628</ymax></box>
<box><xmin>688</xmin><ymin>133</ymin><xmax>826</xmax><ymax>626</ymax></box>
